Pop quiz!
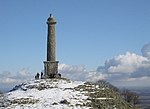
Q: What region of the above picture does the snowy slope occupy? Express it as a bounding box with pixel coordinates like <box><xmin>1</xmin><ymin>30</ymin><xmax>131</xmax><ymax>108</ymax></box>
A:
<box><xmin>5</xmin><ymin>78</ymin><xmax>90</xmax><ymax>109</ymax></box>
<box><xmin>1</xmin><ymin>78</ymin><xmax>136</xmax><ymax>109</ymax></box>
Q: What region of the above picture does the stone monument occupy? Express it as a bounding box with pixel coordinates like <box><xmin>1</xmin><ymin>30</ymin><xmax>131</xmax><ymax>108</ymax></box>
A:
<box><xmin>43</xmin><ymin>14</ymin><xmax>59</xmax><ymax>78</ymax></box>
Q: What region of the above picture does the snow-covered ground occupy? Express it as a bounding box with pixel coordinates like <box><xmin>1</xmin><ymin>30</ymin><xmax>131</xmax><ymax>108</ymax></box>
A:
<box><xmin>0</xmin><ymin>78</ymin><xmax>135</xmax><ymax>109</ymax></box>
<box><xmin>5</xmin><ymin>79</ymin><xmax>90</xmax><ymax>109</ymax></box>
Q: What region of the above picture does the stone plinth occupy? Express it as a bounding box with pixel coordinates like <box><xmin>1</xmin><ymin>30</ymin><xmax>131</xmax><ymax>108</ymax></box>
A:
<box><xmin>44</xmin><ymin>61</ymin><xmax>59</xmax><ymax>78</ymax></box>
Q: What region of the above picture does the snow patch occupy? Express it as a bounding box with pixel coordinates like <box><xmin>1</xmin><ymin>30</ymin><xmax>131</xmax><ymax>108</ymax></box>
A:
<box><xmin>6</xmin><ymin>79</ymin><xmax>89</xmax><ymax>109</ymax></box>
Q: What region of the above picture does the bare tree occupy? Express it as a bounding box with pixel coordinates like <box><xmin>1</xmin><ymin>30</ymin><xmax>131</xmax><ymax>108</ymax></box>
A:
<box><xmin>121</xmin><ymin>88</ymin><xmax>140</xmax><ymax>105</ymax></box>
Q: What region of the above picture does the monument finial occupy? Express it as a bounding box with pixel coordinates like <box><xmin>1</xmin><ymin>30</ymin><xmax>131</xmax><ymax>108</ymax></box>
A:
<box><xmin>50</xmin><ymin>14</ymin><xmax>53</xmax><ymax>18</ymax></box>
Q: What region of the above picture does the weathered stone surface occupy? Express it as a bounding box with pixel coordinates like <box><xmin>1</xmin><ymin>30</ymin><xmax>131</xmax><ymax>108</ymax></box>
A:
<box><xmin>47</xmin><ymin>17</ymin><xmax>56</xmax><ymax>62</ymax></box>
<box><xmin>44</xmin><ymin>61</ymin><xmax>58</xmax><ymax>78</ymax></box>
<box><xmin>44</xmin><ymin>14</ymin><xmax>59</xmax><ymax>78</ymax></box>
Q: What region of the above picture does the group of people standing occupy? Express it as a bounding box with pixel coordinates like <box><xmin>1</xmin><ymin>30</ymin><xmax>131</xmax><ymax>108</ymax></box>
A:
<box><xmin>35</xmin><ymin>72</ymin><xmax>43</xmax><ymax>79</ymax></box>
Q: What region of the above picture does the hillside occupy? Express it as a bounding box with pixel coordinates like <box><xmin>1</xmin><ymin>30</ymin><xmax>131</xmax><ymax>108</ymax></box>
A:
<box><xmin>0</xmin><ymin>78</ymin><xmax>137</xmax><ymax>109</ymax></box>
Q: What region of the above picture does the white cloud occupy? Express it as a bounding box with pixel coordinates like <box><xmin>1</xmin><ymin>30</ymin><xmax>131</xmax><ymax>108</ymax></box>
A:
<box><xmin>0</xmin><ymin>68</ymin><xmax>33</xmax><ymax>91</ymax></box>
<box><xmin>58</xmin><ymin>43</ymin><xmax>150</xmax><ymax>87</ymax></box>
<box><xmin>17</xmin><ymin>68</ymin><xmax>30</xmax><ymax>77</ymax></box>
<box><xmin>141</xmin><ymin>43</ymin><xmax>150</xmax><ymax>59</ymax></box>
<box><xmin>97</xmin><ymin>52</ymin><xmax>149</xmax><ymax>74</ymax></box>
<box><xmin>15</xmin><ymin>68</ymin><xmax>32</xmax><ymax>80</ymax></box>
<box><xmin>58</xmin><ymin>64</ymin><xmax>106</xmax><ymax>82</ymax></box>
<box><xmin>58</xmin><ymin>64</ymin><xmax>90</xmax><ymax>81</ymax></box>
<box><xmin>0</xmin><ymin>71</ymin><xmax>15</xmax><ymax>84</ymax></box>
<box><xmin>1</xmin><ymin>78</ymin><xmax>17</xmax><ymax>84</ymax></box>
<box><xmin>86</xmin><ymin>71</ymin><xmax>106</xmax><ymax>82</ymax></box>
<box><xmin>96</xmin><ymin>47</ymin><xmax>150</xmax><ymax>87</ymax></box>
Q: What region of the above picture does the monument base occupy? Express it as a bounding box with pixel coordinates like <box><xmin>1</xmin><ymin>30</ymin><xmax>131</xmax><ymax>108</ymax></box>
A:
<box><xmin>43</xmin><ymin>61</ymin><xmax>59</xmax><ymax>78</ymax></box>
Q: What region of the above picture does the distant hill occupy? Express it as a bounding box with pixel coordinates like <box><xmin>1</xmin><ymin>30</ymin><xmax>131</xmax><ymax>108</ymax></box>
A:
<box><xmin>0</xmin><ymin>78</ymin><xmax>137</xmax><ymax>109</ymax></box>
<box><xmin>128</xmin><ymin>87</ymin><xmax>150</xmax><ymax>109</ymax></box>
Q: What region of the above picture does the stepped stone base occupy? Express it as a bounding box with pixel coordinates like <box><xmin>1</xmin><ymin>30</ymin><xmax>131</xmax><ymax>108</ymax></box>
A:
<box><xmin>44</xmin><ymin>61</ymin><xmax>59</xmax><ymax>78</ymax></box>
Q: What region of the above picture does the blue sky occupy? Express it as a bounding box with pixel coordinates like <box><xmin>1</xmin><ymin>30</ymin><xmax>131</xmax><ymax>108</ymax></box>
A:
<box><xmin>0</xmin><ymin>0</ymin><xmax>150</xmax><ymax>89</ymax></box>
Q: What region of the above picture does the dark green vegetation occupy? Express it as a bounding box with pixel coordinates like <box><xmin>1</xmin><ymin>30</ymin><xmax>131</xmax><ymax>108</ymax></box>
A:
<box><xmin>75</xmin><ymin>81</ymin><xmax>138</xmax><ymax>109</ymax></box>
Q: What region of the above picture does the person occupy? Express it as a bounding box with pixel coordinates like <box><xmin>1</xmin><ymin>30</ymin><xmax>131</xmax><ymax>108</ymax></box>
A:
<box><xmin>37</xmin><ymin>73</ymin><xmax>40</xmax><ymax>79</ymax></box>
<box><xmin>58</xmin><ymin>73</ymin><xmax>61</xmax><ymax>77</ymax></box>
<box><xmin>35</xmin><ymin>72</ymin><xmax>40</xmax><ymax>79</ymax></box>
<box><xmin>41</xmin><ymin>72</ymin><xmax>43</xmax><ymax>79</ymax></box>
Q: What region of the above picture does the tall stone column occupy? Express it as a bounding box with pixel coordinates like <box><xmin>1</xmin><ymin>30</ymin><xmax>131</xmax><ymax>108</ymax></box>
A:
<box><xmin>44</xmin><ymin>14</ymin><xmax>59</xmax><ymax>78</ymax></box>
<box><xmin>47</xmin><ymin>14</ymin><xmax>56</xmax><ymax>61</ymax></box>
